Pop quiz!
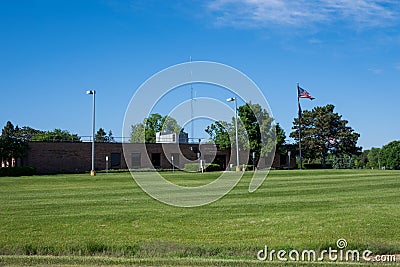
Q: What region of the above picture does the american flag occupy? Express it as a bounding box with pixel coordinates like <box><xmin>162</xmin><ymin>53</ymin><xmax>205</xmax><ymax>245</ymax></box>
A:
<box><xmin>298</xmin><ymin>86</ymin><xmax>315</xmax><ymax>100</ymax></box>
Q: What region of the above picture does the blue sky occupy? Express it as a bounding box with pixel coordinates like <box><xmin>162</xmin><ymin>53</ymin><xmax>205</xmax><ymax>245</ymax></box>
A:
<box><xmin>1</xmin><ymin>0</ymin><xmax>399</xmax><ymax>149</ymax></box>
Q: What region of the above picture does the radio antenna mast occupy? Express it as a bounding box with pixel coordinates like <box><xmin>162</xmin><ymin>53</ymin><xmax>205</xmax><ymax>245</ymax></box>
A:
<box><xmin>190</xmin><ymin>56</ymin><xmax>194</xmax><ymax>142</ymax></box>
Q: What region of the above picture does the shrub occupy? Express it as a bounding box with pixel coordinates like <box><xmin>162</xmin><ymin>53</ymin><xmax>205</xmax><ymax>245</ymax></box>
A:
<box><xmin>303</xmin><ymin>163</ymin><xmax>332</xmax><ymax>169</ymax></box>
<box><xmin>244</xmin><ymin>165</ymin><xmax>254</xmax><ymax>171</ymax></box>
<box><xmin>0</xmin><ymin>166</ymin><xmax>36</xmax><ymax>177</ymax></box>
<box><xmin>205</xmin><ymin>163</ymin><xmax>221</xmax><ymax>172</ymax></box>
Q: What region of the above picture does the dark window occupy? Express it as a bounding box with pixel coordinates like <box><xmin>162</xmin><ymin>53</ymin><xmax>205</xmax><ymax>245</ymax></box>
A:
<box><xmin>131</xmin><ymin>153</ymin><xmax>141</xmax><ymax>168</ymax></box>
<box><xmin>280</xmin><ymin>154</ymin><xmax>287</xmax><ymax>166</ymax></box>
<box><xmin>111</xmin><ymin>153</ymin><xmax>121</xmax><ymax>168</ymax></box>
<box><xmin>151</xmin><ymin>153</ymin><xmax>161</xmax><ymax>168</ymax></box>
<box><xmin>212</xmin><ymin>155</ymin><xmax>226</xmax><ymax>171</ymax></box>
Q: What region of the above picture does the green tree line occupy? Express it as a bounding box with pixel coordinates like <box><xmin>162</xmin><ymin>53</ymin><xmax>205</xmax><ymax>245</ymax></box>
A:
<box><xmin>359</xmin><ymin>141</ymin><xmax>400</xmax><ymax>170</ymax></box>
<box><xmin>0</xmin><ymin>121</ymin><xmax>115</xmax><ymax>168</ymax></box>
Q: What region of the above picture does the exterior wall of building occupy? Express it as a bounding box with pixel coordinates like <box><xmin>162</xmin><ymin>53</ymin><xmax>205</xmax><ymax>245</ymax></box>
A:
<box><xmin>24</xmin><ymin>142</ymin><xmax>228</xmax><ymax>173</ymax></box>
<box><xmin>24</xmin><ymin>142</ymin><xmax>125</xmax><ymax>173</ymax></box>
<box><xmin>23</xmin><ymin>142</ymin><xmax>295</xmax><ymax>174</ymax></box>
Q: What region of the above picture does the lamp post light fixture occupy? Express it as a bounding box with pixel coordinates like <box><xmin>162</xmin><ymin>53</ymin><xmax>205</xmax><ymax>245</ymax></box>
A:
<box><xmin>86</xmin><ymin>90</ymin><xmax>96</xmax><ymax>176</ymax></box>
<box><xmin>227</xmin><ymin>97</ymin><xmax>240</xmax><ymax>172</ymax></box>
<box><xmin>105</xmin><ymin>155</ymin><xmax>109</xmax><ymax>174</ymax></box>
<box><xmin>171</xmin><ymin>155</ymin><xmax>174</xmax><ymax>173</ymax></box>
<box><xmin>252</xmin><ymin>151</ymin><xmax>256</xmax><ymax>172</ymax></box>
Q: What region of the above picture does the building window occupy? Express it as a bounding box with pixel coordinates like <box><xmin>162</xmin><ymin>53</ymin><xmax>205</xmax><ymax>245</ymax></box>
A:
<box><xmin>111</xmin><ymin>153</ymin><xmax>121</xmax><ymax>168</ymax></box>
<box><xmin>131</xmin><ymin>153</ymin><xmax>141</xmax><ymax>168</ymax></box>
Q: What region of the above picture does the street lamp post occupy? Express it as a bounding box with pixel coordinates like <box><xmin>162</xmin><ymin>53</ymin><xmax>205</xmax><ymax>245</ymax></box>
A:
<box><xmin>252</xmin><ymin>151</ymin><xmax>256</xmax><ymax>171</ymax></box>
<box><xmin>171</xmin><ymin>155</ymin><xmax>174</xmax><ymax>173</ymax></box>
<box><xmin>105</xmin><ymin>155</ymin><xmax>109</xmax><ymax>174</ymax></box>
<box><xmin>86</xmin><ymin>90</ymin><xmax>96</xmax><ymax>176</ymax></box>
<box><xmin>227</xmin><ymin>97</ymin><xmax>240</xmax><ymax>172</ymax></box>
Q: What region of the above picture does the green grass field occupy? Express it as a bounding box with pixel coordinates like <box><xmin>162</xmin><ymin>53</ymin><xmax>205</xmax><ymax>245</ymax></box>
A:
<box><xmin>0</xmin><ymin>170</ymin><xmax>399</xmax><ymax>266</ymax></box>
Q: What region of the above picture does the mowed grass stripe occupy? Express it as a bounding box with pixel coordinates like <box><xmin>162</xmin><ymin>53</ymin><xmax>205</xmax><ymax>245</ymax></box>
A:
<box><xmin>0</xmin><ymin>170</ymin><xmax>399</xmax><ymax>263</ymax></box>
<box><xmin>3</xmin><ymin>255</ymin><xmax>385</xmax><ymax>267</ymax></box>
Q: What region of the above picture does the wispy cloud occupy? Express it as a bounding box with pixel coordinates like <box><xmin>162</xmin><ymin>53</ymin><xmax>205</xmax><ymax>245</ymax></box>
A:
<box><xmin>394</xmin><ymin>63</ymin><xmax>400</xmax><ymax>71</ymax></box>
<box><xmin>368</xmin><ymin>68</ymin><xmax>383</xmax><ymax>74</ymax></box>
<box><xmin>206</xmin><ymin>0</ymin><xmax>400</xmax><ymax>29</ymax></box>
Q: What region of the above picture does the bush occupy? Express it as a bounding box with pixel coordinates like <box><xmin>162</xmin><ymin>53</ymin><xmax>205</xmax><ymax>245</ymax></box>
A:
<box><xmin>244</xmin><ymin>165</ymin><xmax>255</xmax><ymax>171</ymax></box>
<box><xmin>303</xmin><ymin>163</ymin><xmax>332</xmax><ymax>169</ymax></box>
<box><xmin>205</xmin><ymin>163</ymin><xmax>221</xmax><ymax>172</ymax></box>
<box><xmin>332</xmin><ymin>155</ymin><xmax>355</xmax><ymax>169</ymax></box>
<box><xmin>0</xmin><ymin>166</ymin><xmax>36</xmax><ymax>177</ymax></box>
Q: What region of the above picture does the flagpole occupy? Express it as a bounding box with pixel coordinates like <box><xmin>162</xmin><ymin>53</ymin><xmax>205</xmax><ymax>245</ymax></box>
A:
<box><xmin>297</xmin><ymin>83</ymin><xmax>302</xmax><ymax>170</ymax></box>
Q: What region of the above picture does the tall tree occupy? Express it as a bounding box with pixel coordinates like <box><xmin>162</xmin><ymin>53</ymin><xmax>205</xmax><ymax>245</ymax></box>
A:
<box><xmin>366</xmin><ymin>147</ymin><xmax>381</xmax><ymax>169</ymax></box>
<box><xmin>14</xmin><ymin>126</ymin><xmax>44</xmax><ymax>141</ymax></box>
<box><xmin>33</xmin><ymin>129</ymin><xmax>80</xmax><ymax>142</ymax></box>
<box><xmin>237</xmin><ymin>103</ymin><xmax>262</xmax><ymax>156</ymax></box>
<box><xmin>379</xmin><ymin>141</ymin><xmax>400</xmax><ymax>170</ymax></box>
<box><xmin>290</xmin><ymin>104</ymin><xmax>361</xmax><ymax>167</ymax></box>
<box><xmin>0</xmin><ymin>121</ymin><xmax>29</xmax><ymax>167</ymax></box>
<box><xmin>161</xmin><ymin>116</ymin><xmax>182</xmax><ymax>133</ymax></box>
<box><xmin>238</xmin><ymin>102</ymin><xmax>275</xmax><ymax>157</ymax></box>
<box><xmin>205</xmin><ymin>102</ymin><xmax>276</xmax><ymax>161</ymax></box>
<box><xmin>144</xmin><ymin>113</ymin><xmax>163</xmax><ymax>143</ymax></box>
<box><xmin>95</xmin><ymin>128</ymin><xmax>114</xmax><ymax>142</ymax></box>
<box><xmin>354</xmin><ymin>150</ymin><xmax>369</xmax><ymax>169</ymax></box>
<box><xmin>130</xmin><ymin>114</ymin><xmax>183</xmax><ymax>143</ymax></box>
<box><xmin>205</xmin><ymin>121</ymin><xmax>233</xmax><ymax>150</ymax></box>
<box><xmin>130</xmin><ymin>123</ymin><xmax>146</xmax><ymax>143</ymax></box>
<box><xmin>95</xmin><ymin>128</ymin><xmax>107</xmax><ymax>142</ymax></box>
<box><xmin>107</xmin><ymin>130</ymin><xmax>114</xmax><ymax>143</ymax></box>
<box><xmin>275</xmin><ymin>123</ymin><xmax>286</xmax><ymax>155</ymax></box>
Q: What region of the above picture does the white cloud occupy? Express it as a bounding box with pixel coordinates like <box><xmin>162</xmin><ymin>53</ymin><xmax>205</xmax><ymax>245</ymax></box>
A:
<box><xmin>368</xmin><ymin>68</ymin><xmax>383</xmax><ymax>74</ymax></box>
<box><xmin>206</xmin><ymin>0</ymin><xmax>400</xmax><ymax>29</ymax></box>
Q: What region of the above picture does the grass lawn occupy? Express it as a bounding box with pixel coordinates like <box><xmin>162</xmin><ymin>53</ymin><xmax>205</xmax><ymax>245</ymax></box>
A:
<box><xmin>0</xmin><ymin>170</ymin><xmax>399</xmax><ymax>266</ymax></box>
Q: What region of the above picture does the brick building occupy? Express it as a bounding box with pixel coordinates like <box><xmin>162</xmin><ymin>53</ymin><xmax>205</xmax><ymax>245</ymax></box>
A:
<box><xmin>22</xmin><ymin>142</ymin><xmax>295</xmax><ymax>174</ymax></box>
